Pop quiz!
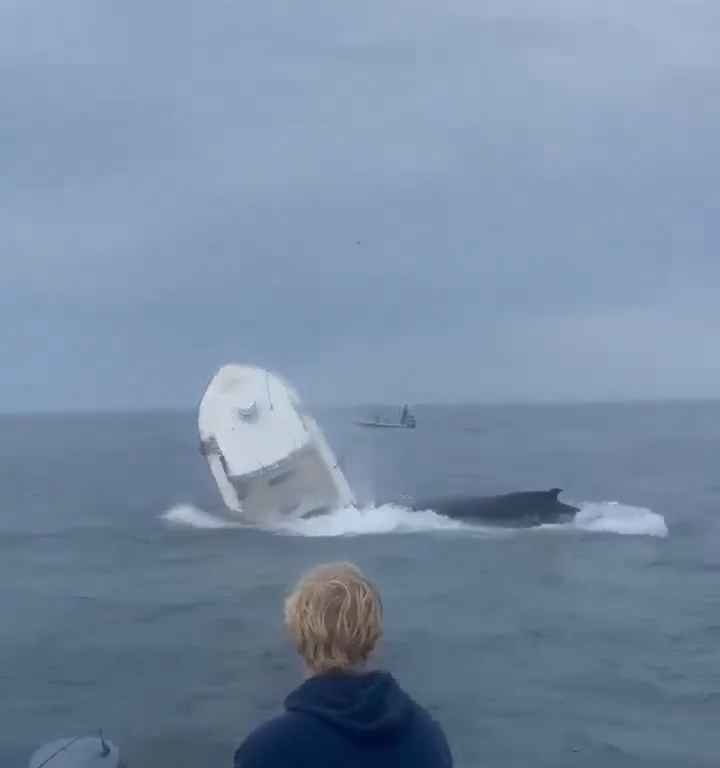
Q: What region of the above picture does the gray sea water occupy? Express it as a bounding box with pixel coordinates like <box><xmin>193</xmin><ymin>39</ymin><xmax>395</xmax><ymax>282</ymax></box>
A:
<box><xmin>1</xmin><ymin>402</ymin><xmax>719</xmax><ymax>767</ymax></box>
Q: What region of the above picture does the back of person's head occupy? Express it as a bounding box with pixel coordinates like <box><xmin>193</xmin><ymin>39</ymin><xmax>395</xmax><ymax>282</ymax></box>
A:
<box><xmin>284</xmin><ymin>562</ymin><xmax>383</xmax><ymax>675</ymax></box>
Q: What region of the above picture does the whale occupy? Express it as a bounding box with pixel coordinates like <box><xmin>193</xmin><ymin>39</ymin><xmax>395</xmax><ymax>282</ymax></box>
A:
<box><xmin>413</xmin><ymin>488</ymin><xmax>578</xmax><ymax>527</ymax></box>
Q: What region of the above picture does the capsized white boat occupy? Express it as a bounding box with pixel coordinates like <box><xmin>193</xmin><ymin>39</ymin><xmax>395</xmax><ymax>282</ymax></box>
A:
<box><xmin>198</xmin><ymin>364</ymin><xmax>356</xmax><ymax>522</ymax></box>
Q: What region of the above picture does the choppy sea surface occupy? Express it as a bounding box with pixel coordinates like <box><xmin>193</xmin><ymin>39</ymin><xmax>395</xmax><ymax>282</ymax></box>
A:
<box><xmin>1</xmin><ymin>402</ymin><xmax>718</xmax><ymax>767</ymax></box>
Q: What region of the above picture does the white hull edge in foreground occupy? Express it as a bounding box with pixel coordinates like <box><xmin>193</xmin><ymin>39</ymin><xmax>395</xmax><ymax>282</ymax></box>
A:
<box><xmin>198</xmin><ymin>364</ymin><xmax>355</xmax><ymax>523</ymax></box>
<box><xmin>29</xmin><ymin>734</ymin><xmax>121</xmax><ymax>768</ymax></box>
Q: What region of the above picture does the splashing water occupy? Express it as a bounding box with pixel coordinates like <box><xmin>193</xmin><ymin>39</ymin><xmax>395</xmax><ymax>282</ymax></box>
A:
<box><xmin>162</xmin><ymin>502</ymin><xmax>471</xmax><ymax>536</ymax></box>
<box><xmin>162</xmin><ymin>499</ymin><xmax>668</xmax><ymax>538</ymax></box>
<box><xmin>272</xmin><ymin>504</ymin><xmax>470</xmax><ymax>537</ymax></box>
<box><xmin>162</xmin><ymin>504</ymin><xmax>243</xmax><ymax>530</ymax></box>
<box><xmin>571</xmin><ymin>501</ymin><xmax>668</xmax><ymax>537</ymax></box>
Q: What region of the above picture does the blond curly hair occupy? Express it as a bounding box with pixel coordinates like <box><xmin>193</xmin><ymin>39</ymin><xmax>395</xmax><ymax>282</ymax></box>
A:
<box><xmin>284</xmin><ymin>562</ymin><xmax>383</xmax><ymax>674</ymax></box>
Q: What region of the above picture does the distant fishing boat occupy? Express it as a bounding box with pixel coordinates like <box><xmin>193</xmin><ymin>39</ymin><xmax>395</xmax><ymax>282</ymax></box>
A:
<box><xmin>354</xmin><ymin>404</ymin><xmax>417</xmax><ymax>429</ymax></box>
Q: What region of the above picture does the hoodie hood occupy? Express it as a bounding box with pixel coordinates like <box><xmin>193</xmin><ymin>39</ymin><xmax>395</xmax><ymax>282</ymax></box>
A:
<box><xmin>285</xmin><ymin>671</ymin><xmax>413</xmax><ymax>739</ymax></box>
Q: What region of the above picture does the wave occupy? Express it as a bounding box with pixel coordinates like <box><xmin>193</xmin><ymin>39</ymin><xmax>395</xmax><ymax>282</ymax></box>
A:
<box><xmin>162</xmin><ymin>502</ymin><xmax>474</xmax><ymax>537</ymax></box>
<box><xmin>271</xmin><ymin>504</ymin><xmax>473</xmax><ymax>537</ymax></box>
<box><xmin>162</xmin><ymin>504</ymin><xmax>243</xmax><ymax>529</ymax></box>
<box><xmin>569</xmin><ymin>501</ymin><xmax>668</xmax><ymax>538</ymax></box>
<box><xmin>162</xmin><ymin>499</ymin><xmax>667</xmax><ymax>538</ymax></box>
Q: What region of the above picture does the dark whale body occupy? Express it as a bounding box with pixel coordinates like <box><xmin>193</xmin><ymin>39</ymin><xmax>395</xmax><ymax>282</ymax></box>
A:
<box><xmin>414</xmin><ymin>488</ymin><xmax>578</xmax><ymax>527</ymax></box>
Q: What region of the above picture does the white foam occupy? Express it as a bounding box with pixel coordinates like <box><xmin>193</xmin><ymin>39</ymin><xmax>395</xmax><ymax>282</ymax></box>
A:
<box><xmin>161</xmin><ymin>502</ymin><xmax>472</xmax><ymax>537</ymax></box>
<box><xmin>162</xmin><ymin>504</ymin><xmax>243</xmax><ymax>529</ymax></box>
<box><xmin>572</xmin><ymin>501</ymin><xmax>668</xmax><ymax>537</ymax></box>
<box><xmin>271</xmin><ymin>503</ymin><xmax>470</xmax><ymax>537</ymax></box>
<box><xmin>539</xmin><ymin>500</ymin><xmax>668</xmax><ymax>538</ymax></box>
<box><xmin>162</xmin><ymin>499</ymin><xmax>668</xmax><ymax>539</ymax></box>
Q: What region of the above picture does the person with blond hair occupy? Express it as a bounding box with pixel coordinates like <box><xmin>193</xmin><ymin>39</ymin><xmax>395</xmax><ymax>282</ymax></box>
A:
<box><xmin>233</xmin><ymin>562</ymin><xmax>452</xmax><ymax>767</ymax></box>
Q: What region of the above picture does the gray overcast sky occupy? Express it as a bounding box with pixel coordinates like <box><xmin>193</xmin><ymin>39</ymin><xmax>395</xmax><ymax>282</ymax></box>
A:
<box><xmin>2</xmin><ymin>0</ymin><xmax>719</xmax><ymax>411</ymax></box>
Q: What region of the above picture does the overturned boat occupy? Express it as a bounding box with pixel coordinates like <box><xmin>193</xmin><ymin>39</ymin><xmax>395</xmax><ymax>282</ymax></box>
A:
<box><xmin>199</xmin><ymin>364</ymin><xmax>356</xmax><ymax>522</ymax></box>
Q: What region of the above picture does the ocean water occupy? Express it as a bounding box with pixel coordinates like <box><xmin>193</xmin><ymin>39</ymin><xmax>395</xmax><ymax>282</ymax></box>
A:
<box><xmin>1</xmin><ymin>402</ymin><xmax>718</xmax><ymax>767</ymax></box>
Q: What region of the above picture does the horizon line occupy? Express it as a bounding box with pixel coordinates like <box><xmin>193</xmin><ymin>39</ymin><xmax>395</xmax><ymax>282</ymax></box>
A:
<box><xmin>2</xmin><ymin>395</ymin><xmax>720</xmax><ymax>418</ymax></box>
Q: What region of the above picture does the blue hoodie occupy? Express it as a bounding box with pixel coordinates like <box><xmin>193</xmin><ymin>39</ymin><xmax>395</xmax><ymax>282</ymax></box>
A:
<box><xmin>233</xmin><ymin>671</ymin><xmax>452</xmax><ymax>768</ymax></box>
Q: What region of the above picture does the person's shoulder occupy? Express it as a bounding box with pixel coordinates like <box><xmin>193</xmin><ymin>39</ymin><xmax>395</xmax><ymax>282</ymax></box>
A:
<box><xmin>233</xmin><ymin>712</ymin><xmax>310</xmax><ymax>768</ymax></box>
<box><xmin>407</xmin><ymin>698</ymin><xmax>453</xmax><ymax>765</ymax></box>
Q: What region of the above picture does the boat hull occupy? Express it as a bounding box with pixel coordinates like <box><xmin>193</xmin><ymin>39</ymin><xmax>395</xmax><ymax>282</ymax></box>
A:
<box><xmin>199</xmin><ymin>365</ymin><xmax>355</xmax><ymax>522</ymax></box>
